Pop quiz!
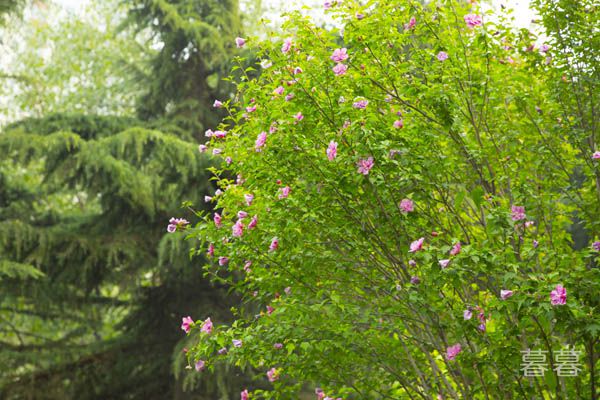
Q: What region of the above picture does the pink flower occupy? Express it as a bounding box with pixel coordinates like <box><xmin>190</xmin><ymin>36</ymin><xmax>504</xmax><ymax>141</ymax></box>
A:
<box><xmin>248</xmin><ymin>215</ymin><xmax>258</xmax><ymax>230</ymax></box>
<box><xmin>167</xmin><ymin>224</ymin><xmax>177</xmax><ymax>233</ymax></box>
<box><xmin>404</xmin><ymin>16</ymin><xmax>416</xmax><ymax>30</ymax></box>
<box><xmin>205</xmin><ymin>129</ymin><xmax>214</xmax><ymax>137</ymax></box>
<box><xmin>540</xmin><ymin>44</ymin><xmax>550</xmax><ymax>53</ymax></box>
<box><xmin>330</xmin><ymin>48</ymin><xmax>349</xmax><ymax>62</ymax></box>
<box><xmin>408</xmin><ymin>259</ymin><xmax>416</xmax><ymax>267</ymax></box>
<box><xmin>323</xmin><ymin>1</ymin><xmax>332</xmax><ymax>9</ymax></box>
<box><xmin>278</xmin><ymin>186</ymin><xmax>291</xmax><ymax>199</ymax></box>
<box><xmin>241</xmin><ymin>389</ymin><xmax>249</xmax><ymax>400</ymax></box>
<box><xmin>294</xmin><ymin>112</ymin><xmax>304</xmax><ymax>122</ymax></box>
<box><xmin>446</xmin><ymin>343</ymin><xmax>462</xmax><ymax>360</ymax></box>
<box><xmin>232</xmin><ymin>220</ymin><xmax>244</xmax><ymax>237</ymax></box>
<box><xmin>237</xmin><ymin>211</ymin><xmax>248</xmax><ymax>219</ymax></box>
<box><xmin>198</xmin><ymin>144</ymin><xmax>207</xmax><ymax>153</ymax></box>
<box><xmin>282</xmin><ymin>38</ymin><xmax>292</xmax><ymax>54</ymax></box>
<box><xmin>464</xmin><ymin>14</ymin><xmax>482</xmax><ymax>28</ymax></box>
<box><xmin>437</xmin><ymin>51</ymin><xmax>448</xmax><ymax>61</ymax></box>
<box><xmin>410</xmin><ymin>276</ymin><xmax>420</xmax><ymax>284</ymax></box>
<box><xmin>284</xmin><ymin>286</ymin><xmax>292</xmax><ymax>295</ymax></box>
<box><xmin>260</xmin><ymin>59</ymin><xmax>272</xmax><ymax>69</ymax></box>
<box><xmin>327</xmin><ymin>141</ymin><xmax>338</xmax><ymax>161</ymax></box>
<box><xmin>274</xmin><ymin>342</ymin><xmax>283</xmax><ymax>349</ymax></box>
<box><xmin>356</xmin><ymin>12</ymin><xmax>364</xmax><ymax>20</ymax></box>
<box><xmin>269</xmin><ymin>237</ymin><xmax>279</xmax><ymax>251</ymax></box>
<box><xmin>500</xmin><ymin>290</ymin><xmax>514</xmax><ymax>300</ymax></box>
<box><xmin>213</xmin><ymin>100</ymin><xmax>223</xmax><ymax>108</ymax></box>
<box><xmin>218</xmin><ymin>256</ymin><xmax>229</xmax><ymax>266</ymax></box>
<box><xmin>181</xmin><ymin>316</ymin><xmax>193</xmax><ymax>333</ymax></box>
<box><xmin>266</xmin><ymin>368</ymin><xmax>279</xmax><ymax>382</ymax></box>
<box><xmin>246</xmin><ymin>105</ymin><xmax>257</xmax><ymax>113</ymax></box>
<box><xmin>593</xmin><ymin>151</ymin><xmax>600</xmax><ymax>159</ymax></box>
<box><xmin>550</xmin><ymin>284</ymin><xmax>567</xmax><ymax>305</ymax></box>
<box><xmin>207</xmin><ymin>243</ymin><xmax>214</xmax><ymax>257</ymax></box>
<box><xmin>393</xmin><ymin>119</ymin><xmax>404</xmax><ymax>128</ymax></box>
<box><xmin>255</xmin><ymin>132</ymin><xmax>267</xmax><ymax>151</ymax></box>
<box><xmin>332</xmin><ymin>63</ymin><xmax>348</xmax><ymax>76</ymax></box>
<box><xmin>357</xmin><ymin>157</ymin><xmax>374</xmax><ymax>175</ymax></box>
<box><xmin>218</xmin><ymin>347</ymin><xmax>228</xmax><ymax>355</ymax></box>
<box><xmin>212</xmin><ymin>148</ymin><xmax>222</xmax><ymax>155</ymax></box>
<box><xmin>243</xmin><ymin>260</ymin><xmax>252</xmax><ymax>273</ymax></box>
<box><xmin>235</xmin><ymin>37</ymin><xmax>246</xmax><ymax>48</ymax></box>
<box><xmin>352</xmin><ymin>99</ymin><xmax>368</xmax><ymax>109</ymax></box>
<box><xmin>409</xmin><ymin>237</ymin><xmax>424</xmax><ymax>253</ymax></box>
<box><xmin>204</xmin><ymin>195</ymin><xmax>212</xmax><ymax>203</ymax></box>
<box><xmin>399</xmin><ymin>198</ymin><xmax>414</xmax><ymax>213</ymax></box>
<box><xmin>450</xmin><ymin>242</ymin><xmax>461</xmax><ymax>256</ymax></box>
<box><xmin>511</xmin><ymin>206</ymin><xmax>526</xmax><ymax>221</ymax></box>
<box><xmin>285</xmin><ymin>93</ymin><xmax>295</xmax><ymax>101</ymax></box>
<box><xmin>214</xmin><ymin>130</ymin><xmax>227</xmax><ymax>138</ymax></box>
<box><xmin>201</xmin><ymin>317</ymin><xmax>213</xmax><ymax>334</ymax></box>
<box><xmin>195</xmin><ymin>360</ymin><xmax>206</xmax><ymax>372</ymax></box>
<box><xmin>245</xmin><ymin>194</ymin><xmax>254</xmax><ymax>206</ymax></box>
<box><xmin>463</xmin><ymin>309</ymin><xmax>473</xmax><ymax>320</ymax></box>
<box><xmin>214</xmin><ymin>213</ymin><xmax>222</xmax><ymax>228</ymax></box>
<box><xmin>592</xmin><ymin>241</ymin><xmax>600</xmax><ymax>251</ymax></box>
<box><xmin>274</xmin><ymin>86</ymin><xmax>284</xmax><ymax>95</ymax></box>
<box><xmin>233</xmin><ymin>339</ymin><xmax>243</xmax><ymax>347</ymax></box>
<box><xmin>267</xmin><ymin>305</ymin><xmax>274</xmax><ymax>315</ymax></box>
<box><xmin>439</xmin><ymin>259</ymin><xmax>450</xmax><ymax>269</ymax></box>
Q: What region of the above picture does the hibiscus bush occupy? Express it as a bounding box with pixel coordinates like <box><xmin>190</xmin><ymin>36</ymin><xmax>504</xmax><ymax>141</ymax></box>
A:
<box><xmin>181</xmin><ymin>0</ymin><xmax>599</xmax><ymax>398</ymax></box>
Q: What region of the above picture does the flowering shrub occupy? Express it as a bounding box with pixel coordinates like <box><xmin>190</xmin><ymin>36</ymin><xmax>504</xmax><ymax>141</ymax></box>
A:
<box><xmin>184</xmin><ymin>0</ymin><xmax>599</xmax><ymax>398</ymax></box>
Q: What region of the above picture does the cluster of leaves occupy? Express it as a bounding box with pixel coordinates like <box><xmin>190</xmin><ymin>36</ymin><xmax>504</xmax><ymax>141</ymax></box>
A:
<box><xmin>185</xmin><ymin>0</ymin><xmax>599</xmax><ymax>398</ymax></box>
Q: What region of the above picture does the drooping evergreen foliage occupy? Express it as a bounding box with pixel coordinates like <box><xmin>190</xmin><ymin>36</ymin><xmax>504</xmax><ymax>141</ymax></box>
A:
<box><xmin>126</xmin><ymin>0</ymin><xmax>244</xmax><ymax>137</ymax></box>
<box><xmin>0</xmin><ymin>0</ymin><xmax>252</xmax><ymax>398</ymax></box>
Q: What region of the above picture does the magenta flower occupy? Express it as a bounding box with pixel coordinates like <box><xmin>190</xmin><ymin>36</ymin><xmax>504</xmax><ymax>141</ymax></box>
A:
<box><xmin>281</xmin><ymin>38</ymin><xmax>292</xmax><ymax>54</ymax></box>
<box><xmin>593</xmin><ymin>151</ymin><xmax>600</xmax><ymax>159</ymax></box>
<box><xmin>233</xmin><ymin>339</ymin><xmax>243</xmax><ymax>347</ymax></box>
<box><xmin>213</xmin><ymin>99</ymin><xmax>223</xmax><ymax>108</ymax></box>
<box><xmin>274</xmin><ymin>86</ymin><xmax>284</xmax><ymax>95</ymax></box>
<box><xmin>511</xmin><ymin>205</ymin><xmax>526</xmax><ymax>221</ymax></box>
<box><xmin>244</xmin><ymin>194</ymin><xmax>254</xmax><ymax>206</ymax></box>
<box><xmin>463</xmin><ymin>309</ymin><xmax>473</xmax><ymax>320</ymax></box>
<box><xmin>352</xmin><ymin>99</ymin><xmax>369</xmax><ymax>109</ymax></box>
<box><xmin>198</xmin><ymin>144</ymin><xmax>207</xmax><ymax>153</ymax></box>
<box><xmin>327</xmin><ymin>140</ymin><xmax>338</xmax><ymax>161</ymax></box>
<box><xmin>214</xmin><ymin>213</ymin><xmax>222</xmax><ymax>228</ymax></box>
<box><xmin>409</xmin><ymin>237</ymin><xmax>424</xmax><ymax>253</ymax></box>
<box><xmin>437</xmin><ymin>51</ymin><xmax>448</xmax><ymax>61</ymax></box>
<box><xmin>500</xmin><ymin>290</ymin><xmax>514</xmax><ymax>300</ymax></box>
<box><xmin>393</xmin><ymin>119</ymin><xmax>404</xmax><ymax>129</ymax></box>
<box><xmin>464</xmin><ymin>14</ymin><xmax>482</xmax><ymax>28</ymax></box>
<box><xmin>181</xmin><ymin>316</ymin><xmax>193</xmax><ymax>333</ymax></box>
<box><xmin>357</xmin><ymin>157</ymin><xmax>374</xmax><ymax>175</ymax></box>
<box><xmin>195</xmin><ymin>360</ymin><xmax>206</xmax><ymax>372</ymax></box>
<box><xmin>238</xmin><ymin>211</ymin><xmax>248</xmax><ymax>219</ymax></box>
<box><xmin>255</xmin><ymin>131</ymin><xmax>267</xmax><ymax>151</ymax></box>
<box><xmin>266</xmin><ymin>368</ymin><xmax>279</xmax><ymax>382</ymax></box>
<box><xmin>439</xmin><ymin>259</ymin><xmax>450</xmax><ymax>269</ymax></box>
<box><xmin>201</xmin><ymin>317</ymin><xmax>213</xmax><ymax>334</ymax></box>
<box><xmin>294</xmin><ymin>112</ymin><xmax>304</xmax><ymax>122</ymax></box>
<box><xmin>550</xmin><ymin>284</ymin><xmax>567</xmax><ymax>305</ymax></box>
<box><xmin>330</xmin><ymin>48</ymin><xmax>349</xmax><ymax>63</ymax></box>
<box><xmin>248</xmin><ymin>215</ymin><xmax>258</xmax><ymax>230</ymax></box>
<box><xmin>278</xmin><ymin>186</ymin><xmax>291</xmax><ymax>199</ymax></box>
<box><xmin>269</xmin><ymin>237</ymin><xmax>279</xmax><ymax>252</ymax></box>
<box><xmin>450</xmin><ymin>242</ymin><xmax>461</xmax><ymax>256</ymax></box>
<box><xmin>332</xmin><ymin>63</ymin><xmax>348</xmax><ymax>76</ymax></box>
<box><xmin>235</xmin><ymin>37</ymin><xmax>246</xmax><ymax>48</ymax></box>
<box><xmin>214</xmin><ymin>130</ymin><xmax>227</xmax><ymax>138</ymax></box>
<box><xmin>207</xmin><ymin>243</ymin><xmax>214</xmax><ymax>257</ymax></box>
<box><xmin>266</xmin><ymin>305</ymin><xmax>274</xmax><ymax>315</ymax></box>
<box><xmin>446</xmin><ymin>343</ymin><xmax>462</xmax><ymax>361</ymax></box>
<box><xmin>218</xmin><ymin>256</ymin><xmax>229</xmax><ymax>266</ymax></box>
<box><xmin>241</xmin><ymin>389</ymin><xmax>249</xmax><ymax>400</ymax></box>
<box><xmin>399</xmin><ymin>198</ymin><xmax>414</xmax><ymax>213</ymax></box>
<box><xmin>232</xmin><ymin>220</ymin><xmax>244</xmax><ymax>237</ymax></box>
<box><xmin>404</xmin><ymin>16</ymin><xmax>416</xmax><ymax>30</ymax></box>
